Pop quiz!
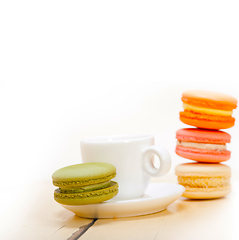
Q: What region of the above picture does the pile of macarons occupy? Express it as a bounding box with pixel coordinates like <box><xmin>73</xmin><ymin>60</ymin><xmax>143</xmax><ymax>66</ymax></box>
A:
<box><xmin>175</xmin><ymin>90</ymin><xmax>237</xmax><ymax>199</ymax></box>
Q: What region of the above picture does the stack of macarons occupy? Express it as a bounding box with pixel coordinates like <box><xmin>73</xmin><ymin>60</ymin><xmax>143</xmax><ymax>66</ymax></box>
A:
<box><xmin>175</xmin><ymin>90</ymin><xmax>237</xmax><ymax>199</ymax></box>
<box><xmin>52</xmin><ymin>162</ymin><xmax>118</xmax><ymax>205</ymax></box>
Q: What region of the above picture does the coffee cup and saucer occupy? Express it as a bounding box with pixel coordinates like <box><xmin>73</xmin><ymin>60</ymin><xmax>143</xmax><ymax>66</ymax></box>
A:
<box><xmin>61</xmin><ymin>134</ymin><xmax>185</xmax><ymax>218</ymax></box>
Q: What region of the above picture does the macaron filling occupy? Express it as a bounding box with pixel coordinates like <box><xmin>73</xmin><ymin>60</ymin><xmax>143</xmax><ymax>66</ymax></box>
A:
<box><xmin>59</xmin><ymin>180</ymin><xmax>112</xmax><ymax>193</ymax></box>
<box><xmin>180</xmin><ymin>110</ymin><xmax>235</xmax><ymax>123</ymax></box>
<box><xmin>55</xmin><ymin>181</ymin><xmax>118</xmax><ymax>198</ymax></box>
<box><xmin>178</xmin><ymin>176</ymin><xmax>230</xmax><ymax>188</ymax></box>
<box><xmin>177</xmin><ymin>140</ymin><xmax>227</xmax><ymax>151</ymax></box>
<box><xmin>53</xmin><ymin>173</ymin><xmax>116</xmax><ymax>188</ymax></box>
<box><xmin>183</xmin><ymin>103</ymin><xmax>232</xmax><ymax>116</ymax></box>
<box><xmin>54</xmin><ymin>181</ymin><xmax>119</xmax><ymax>205</ymax></box>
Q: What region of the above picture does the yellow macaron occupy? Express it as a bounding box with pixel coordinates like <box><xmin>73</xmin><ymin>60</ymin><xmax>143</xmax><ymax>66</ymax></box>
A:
<box><xmin>175</xmin><ymin>163</ymin><xmax>231</xmax><ymax>199</ymax></box>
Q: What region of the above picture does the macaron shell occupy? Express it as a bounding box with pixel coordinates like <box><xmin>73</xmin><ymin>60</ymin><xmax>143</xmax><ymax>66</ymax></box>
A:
<box><xmin>182</xmin><ymin>90</ymin><xmax>237</xmax><ymax>110</ymax></box>
<box><xmin>176</xmin><ymin>128</ymin><xmax>231</xmax><ymax>144</ymax></box>
<box><xmin>175</xmin><ymin>146</ymin><xmax>230</xmax><ymax>163</ymax></box>
<box><xmin>182</xmin><ymin>185</ymin><xmax>231</xmax><ymax>199</ymax></box>
<box><xmin>175</xmin><ymin>163</ymin><xmax>231</xmax><ymax>176</ymax></box>
<box><xmin>180</xmin><ymin>111</ymin><xmax>235</xmax><ymax>129</ymax></box>
<box><xmin>52</xmin><ymin>162</ymin><xmax>116</xmax><ymax>188</ymax></box>
<box><xmin>54</xmin><ymin>181</ymin><xmax>118</xmax><ymax>205</ymax></box>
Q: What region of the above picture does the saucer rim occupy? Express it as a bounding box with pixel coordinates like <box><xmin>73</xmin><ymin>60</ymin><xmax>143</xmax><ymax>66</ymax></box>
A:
<box><xmin>105</xmin><ymin>182</ymin><xmax>185</xmax><ymax>204</ymax></box>
<box><xmin>60</xmin><ymin>182</ymin><xmax>185</xmax><ymax>218</ymax></box>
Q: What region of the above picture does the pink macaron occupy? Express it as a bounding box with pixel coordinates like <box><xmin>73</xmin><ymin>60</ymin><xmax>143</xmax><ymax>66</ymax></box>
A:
<box><xmin>176</xmin><ymin>128</ymin><xmax>231</xmax><ymax>163</ymax></box>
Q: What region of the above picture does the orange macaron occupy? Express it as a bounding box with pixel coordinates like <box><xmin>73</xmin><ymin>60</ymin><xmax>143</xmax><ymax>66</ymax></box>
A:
<box><xmin>179</xmin><ymin>90</ymin><xmax>237</xmax><ymax>129</ymax></box>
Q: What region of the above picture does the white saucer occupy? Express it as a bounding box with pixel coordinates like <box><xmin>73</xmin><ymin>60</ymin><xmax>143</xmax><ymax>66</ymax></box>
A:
<box><xmin>61</xmin><ymin>183</ymin><xmax>185</xmax><ymax>218</ymax></box>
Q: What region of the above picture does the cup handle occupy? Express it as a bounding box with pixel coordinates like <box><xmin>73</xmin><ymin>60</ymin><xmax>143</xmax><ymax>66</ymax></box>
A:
<box><xmin>142</xmin><ymin>146</ymin><xmax>171</xmax><ymax>177</ymax></box>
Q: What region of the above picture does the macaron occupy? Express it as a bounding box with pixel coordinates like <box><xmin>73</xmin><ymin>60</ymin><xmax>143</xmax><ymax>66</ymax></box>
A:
<box><xmin>52</xmin><ymin>162</ymin><xmax>118</xmax><ymax>205</ymax></box>
<box><xmin>176</xmin><ymin>128</ymin><xmax>231</xmax><ymax>163</ymax></box>
<box><xmin>175</xmin><ymin>163</ymin><xmax>231</xmax><ymax>199</ymax></box>
<box><xmin>179</xmin><ymin>90</ymin><xmax>237</xmax><ymax>129</ymax></box>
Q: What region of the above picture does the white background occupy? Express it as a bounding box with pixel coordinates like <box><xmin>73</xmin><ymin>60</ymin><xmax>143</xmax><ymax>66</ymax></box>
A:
<box><xmin>0</xmin><ymin>1</ymin><xmax>239</xmax><ymax>188</ymax></box>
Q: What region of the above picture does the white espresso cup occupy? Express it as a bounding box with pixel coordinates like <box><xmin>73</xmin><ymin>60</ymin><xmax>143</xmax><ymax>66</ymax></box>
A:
<box><xmin>80</xmin><ymin>134</ymin><xmax>171</xmax><ymax>201</ymax></box>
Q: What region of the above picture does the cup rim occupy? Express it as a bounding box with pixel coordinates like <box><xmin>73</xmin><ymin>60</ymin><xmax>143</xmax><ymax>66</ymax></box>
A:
<box><xmin>81</xmin><ymin>134</ymin><xmax>153</xmax><ymax>144</ymax></box>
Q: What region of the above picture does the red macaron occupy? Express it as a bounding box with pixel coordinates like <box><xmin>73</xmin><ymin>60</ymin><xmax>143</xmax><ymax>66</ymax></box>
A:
<box><xmin>176</xmin><ymin>128</ymin><xmax>231</xmax><ymax>163</ymax></box>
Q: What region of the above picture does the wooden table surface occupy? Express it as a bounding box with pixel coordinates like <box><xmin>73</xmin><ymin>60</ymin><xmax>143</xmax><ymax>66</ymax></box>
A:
<box><xmin>1</xmin><ymin>171</ymin><xmax>239</xmax><ymax>240</ymax></box>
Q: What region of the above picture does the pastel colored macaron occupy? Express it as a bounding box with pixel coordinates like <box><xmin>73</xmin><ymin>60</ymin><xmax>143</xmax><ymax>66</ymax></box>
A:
<box><xmin>52</xmin><ymin>162</ymin><xmax>118</xmax><ymax>205</ymax></box>
<box><xmin>176</xmin><ymin>128</ymin><xmax>231</xmax><ymax>163</ymax></box>
<box><xmin>180</xmin><ymin>90</ymin><xmax>237</xmax><ymax>129</ymax></box>
<box><xmin>175</xmin><ymin>163</ymin><xmax>231</xmax><ymax>199</ymax></box>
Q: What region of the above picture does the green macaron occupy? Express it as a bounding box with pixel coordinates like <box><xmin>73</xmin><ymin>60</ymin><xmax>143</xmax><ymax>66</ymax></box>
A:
<box><xmin>52</xmin><ymin>162</ymin><xmax>118</xmax><ymax>205</ymax></box>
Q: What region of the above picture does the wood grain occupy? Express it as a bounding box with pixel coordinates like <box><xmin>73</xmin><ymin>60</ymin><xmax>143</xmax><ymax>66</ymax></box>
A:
<box><xmin>1</xmin><ymin>172</ymin><xmax>238</xmax><ymax>240</ymax></box>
